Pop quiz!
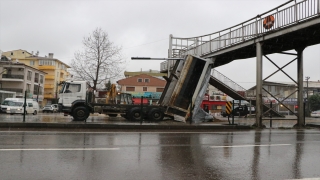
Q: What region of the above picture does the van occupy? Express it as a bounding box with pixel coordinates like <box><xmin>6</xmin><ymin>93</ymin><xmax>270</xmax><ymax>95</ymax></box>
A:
<box><xmin>0</xmin><ymin>98</ymin><xmax>20</xmax><ymax>113</ymax></box>
<box><xmin>6</xmin><ymin>99</ymin><xmax>39</xmax><ymax>115</ymax></box>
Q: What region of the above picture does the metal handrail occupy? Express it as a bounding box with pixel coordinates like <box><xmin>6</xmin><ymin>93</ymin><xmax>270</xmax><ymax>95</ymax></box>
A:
<box><xmin>2</xmin><ymin>74</ymin><xmax>24</xmax><ymax>79</ymax></box>
<box><xmin>211</xmin><ymin>69</ymin><xmax>247</xmax><ymax>97</ymax></box>
<box><xmin>170</xmin><ymin>0</ymin><xmax>320</xmax><ymax>58</ymax></box>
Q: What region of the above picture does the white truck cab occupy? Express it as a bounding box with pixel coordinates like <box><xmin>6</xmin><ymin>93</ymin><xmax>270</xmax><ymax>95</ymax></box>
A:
<box><xmin>58</xmin><ymin>81</ymin><xmax>89</xmax><ymax>114</ymax></box>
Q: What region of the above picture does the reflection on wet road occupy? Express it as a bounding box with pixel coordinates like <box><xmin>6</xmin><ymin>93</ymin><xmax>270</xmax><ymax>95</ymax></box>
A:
<box><xmin>0</xmin><ymin>130</ymin><xmax>319</xmax><ymax>180</ymax></box>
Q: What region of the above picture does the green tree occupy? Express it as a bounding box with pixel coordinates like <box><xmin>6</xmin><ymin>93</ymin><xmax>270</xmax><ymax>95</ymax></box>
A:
<box><xmin>308</xmin><ymin>94</ymin><xmax>320</xmax><ymax>111</ymax></box>
<box><xmin>104</xmin><ymin>80</ymin><xmax>112</xmax><ymax>91</ymax></box>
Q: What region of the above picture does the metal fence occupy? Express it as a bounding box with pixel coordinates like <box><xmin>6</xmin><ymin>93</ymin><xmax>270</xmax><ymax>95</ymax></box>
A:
<box><xmin>169</xmin><ymin>0</ymin><xmax>320</xmax><ymax>58</ymax></box>
<box><xmin>2</xmin><ymin>74</ymin><xmax>24</xmax><ymax>79</ymax></box>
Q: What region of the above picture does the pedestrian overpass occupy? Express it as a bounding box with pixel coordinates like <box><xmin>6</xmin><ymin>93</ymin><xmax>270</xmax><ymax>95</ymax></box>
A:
<box><xmin>164</xmin><ymin>0</ymin><xmax>320</xmax><ymax>127</ymax></box>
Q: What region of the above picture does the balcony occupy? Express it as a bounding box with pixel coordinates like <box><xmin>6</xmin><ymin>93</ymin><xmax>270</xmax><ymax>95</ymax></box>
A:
<box><xmin>38</xmin><ymin>65</ymin><xmax>55</xmax><ymax>70</ymax></box>
<box><xmin>44</xmin><ymin>84</ymin><xmax>54</xmax><ymax>89</ymax></box>
<box><xmin>33</xmin><ymin>91</ymin><xmax>43</xmax><ymax>95</ymax></box>
<box><xmin>44</xmin><ymin>94</ymin><xmax>54</xmax><ymax>99</ymax></box>
<box><xmin>0</xmin><ymin>88</ymin><xmax>23</xmax><ymax>93</ymax></box>
<box><xmin>60</xmin><ymin>78</ymin><xmax>64</xmax><ymax>82</ymax></box>
<box><xmin>45</xmin><ymin>75</ymin><xmax>55</xmax><ymax>80</ymax></box>
<box><xmin>2</xmin><ymin>74</ymin><xmax>24</xmax><ymax>80</ymax></box>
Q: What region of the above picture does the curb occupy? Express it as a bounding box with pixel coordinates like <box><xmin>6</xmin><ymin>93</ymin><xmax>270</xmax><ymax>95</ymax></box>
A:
<box><xmin>0</xmin><ymin>122</ymin><xmax>253</xmax><ymax>130</ymax></box>
<box><xmin>306</xmin><ymin>124</ymin><xmax>320</xmax><ymax>128</ymax></box>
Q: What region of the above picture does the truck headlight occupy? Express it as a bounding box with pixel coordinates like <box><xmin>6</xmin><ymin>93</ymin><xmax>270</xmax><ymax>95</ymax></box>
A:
<box><xmin>7</xmin><ymin>108</ymin><xmax>10</xmax><ymax>111</ymax></box>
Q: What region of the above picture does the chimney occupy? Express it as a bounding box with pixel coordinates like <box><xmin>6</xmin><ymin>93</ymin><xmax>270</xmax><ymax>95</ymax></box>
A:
<box><xmin>48</xmin><ymin>53</ymin><xmax>54</xmax><ymax>58</ymax></box>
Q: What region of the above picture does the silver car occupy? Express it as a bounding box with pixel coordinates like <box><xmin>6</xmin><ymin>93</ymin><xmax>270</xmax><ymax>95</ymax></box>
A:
<box><xmin>311</xmin><ymin>110</ymin><xmax>320</xmax><ymax>118</ymax></box>
<box><xmin>42</xmin><ymin>105</ymin><xmax>58</xmax><ymax>113</ymax></box>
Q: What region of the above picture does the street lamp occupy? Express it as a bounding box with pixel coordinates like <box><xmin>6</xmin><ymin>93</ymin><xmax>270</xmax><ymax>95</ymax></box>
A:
<box><xmin>305</xmin><ymin>76</ymin><xmax>310</xmax><ymax>117</ymax></box>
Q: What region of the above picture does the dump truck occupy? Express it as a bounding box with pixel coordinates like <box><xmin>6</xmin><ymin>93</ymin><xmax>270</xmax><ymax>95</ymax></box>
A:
<box><xmin>58</xmin><ymin>55</ymin><xmax>213</xmax><ymax>122</ymax></box>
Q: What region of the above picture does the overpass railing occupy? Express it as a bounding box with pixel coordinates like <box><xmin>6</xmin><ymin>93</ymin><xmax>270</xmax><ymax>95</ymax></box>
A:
<box><xmin>169</xmin><ymin>0</ymin><xmax>320</xmax><ymax>58</ymax></box>
<box><xmin>211</xmin><ymin>69</ymin><xmax>247</xmax><ymax>98</ymax></box>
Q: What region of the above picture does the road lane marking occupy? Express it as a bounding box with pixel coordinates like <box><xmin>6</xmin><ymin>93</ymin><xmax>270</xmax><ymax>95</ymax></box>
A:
<box><xmin>0</xmin><ymin>148</ymin><xmax>120</xmax><ymax>151</ymax></box>
<box><xmin>210</xmin><ymin>144</ymin><xmax>291</xmax><ymax>148</ymax></box>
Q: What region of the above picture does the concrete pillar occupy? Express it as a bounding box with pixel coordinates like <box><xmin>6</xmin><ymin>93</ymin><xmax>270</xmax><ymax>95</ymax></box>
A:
<box><xmin>256</xmin><ymin>42</ymin><xmax>263</xmax><ymax>127</ymax></box>
<box><xmin>296</xmin><ymin>47</ymin><xmax>305</xmax><ymax>127</ymax></box>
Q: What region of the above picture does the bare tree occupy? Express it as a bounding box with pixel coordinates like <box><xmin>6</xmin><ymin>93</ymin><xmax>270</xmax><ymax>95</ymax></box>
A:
<box><xmin>71</xmin><ymin>28</ymin><xmax>125</xmax><ymax>91</ymax></box>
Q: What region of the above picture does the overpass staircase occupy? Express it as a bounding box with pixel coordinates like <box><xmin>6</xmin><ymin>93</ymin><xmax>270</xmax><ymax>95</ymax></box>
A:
<box><xmin>210</xmin><ymin>69</ymin><xmax>283</xmax><ymax>117</ymax></box>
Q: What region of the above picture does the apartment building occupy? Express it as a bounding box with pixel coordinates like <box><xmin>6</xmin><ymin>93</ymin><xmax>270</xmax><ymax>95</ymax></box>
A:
<box><xmin>2</xmin><ymin>49</ymin><xmax>70</xmax><ymax>105</ymax></box>
<box><xmin>0</xmin><ymin>60</ymin><xmax>46</xmax><ymax>105</ymax></box>
<box><xmin>117</xmin><ymin>74</ymin><xmax>166</xmax><ymax>104</ymax></box>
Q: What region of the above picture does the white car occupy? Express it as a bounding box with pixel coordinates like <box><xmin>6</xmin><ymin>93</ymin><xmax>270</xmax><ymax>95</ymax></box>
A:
<box><xmin>311</xmin><ymin>110</ymin><xmax>320</xmax><ymax>117</ymax></box>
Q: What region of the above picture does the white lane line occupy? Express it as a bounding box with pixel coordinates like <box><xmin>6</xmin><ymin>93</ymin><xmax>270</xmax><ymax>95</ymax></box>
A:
<box><xmin>0</xmin><ymin>148</ymin><xmax>119</xmax><ymax>151</ymax></box>
<box><xmin>210</xmin><ymin>144</ymin><xmax>291</xmax><ymax>148</ymax></box>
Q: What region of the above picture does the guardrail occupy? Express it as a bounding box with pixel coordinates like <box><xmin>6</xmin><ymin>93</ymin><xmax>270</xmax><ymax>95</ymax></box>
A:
<box><xmin>0</xmin><ymin>88</ymin><xmax>23</xmax><ymax>93</ymax></box>
<box><xmin>169</xmin><ymin>0</ymin><xmax>320</xmax><ymax>58</ymax></box>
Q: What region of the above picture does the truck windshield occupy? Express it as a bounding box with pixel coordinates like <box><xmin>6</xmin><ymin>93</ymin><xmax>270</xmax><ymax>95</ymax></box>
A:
<box><xmin>59</xmin><ymin>83</ymin><xmax>67</xmax><ymax>94</ymax></box>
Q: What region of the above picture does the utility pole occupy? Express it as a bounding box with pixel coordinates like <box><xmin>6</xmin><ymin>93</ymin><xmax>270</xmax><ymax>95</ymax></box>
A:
<box><xmin>55</xmin><ymin>81</ymin><xmax>59</xmax><ymax>104</ymax></box>
<box><xmin>36</xmin><ymin>85</ymin><xmax>40</xmax><ymax>102</ymax></box>
<box><xmin>305</xmin><ymin>76</ymin><xmax>310</xmax><ymax>117</ymax></box>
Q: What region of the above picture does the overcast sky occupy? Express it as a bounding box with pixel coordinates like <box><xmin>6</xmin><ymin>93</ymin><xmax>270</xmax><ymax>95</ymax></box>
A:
<box><xmin>1</xmin><ymin>0</ymin><xmax>319</xmax><ymax>89</ymax></box>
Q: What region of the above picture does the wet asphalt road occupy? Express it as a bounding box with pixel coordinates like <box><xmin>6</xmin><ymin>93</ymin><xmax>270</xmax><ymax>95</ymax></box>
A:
<box><xmin>1</xmin><ymin>112</ymin><xmax>320</xmax><ymax>128</ymax></box>
<box><xmin>0</xmin><ymin>129</ymin><xmax>320</xmax><ymax>180</ymax></box>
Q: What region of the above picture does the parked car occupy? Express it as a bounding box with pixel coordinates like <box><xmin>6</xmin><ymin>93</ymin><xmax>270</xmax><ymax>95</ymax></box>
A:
<box><xmin>221</xmin><ymin>105</ymin><xmax>251</xmax><ymax>117</ymax></box>
<box><xmin>42</xmin><ymin>104</ymin><xmax>58</xmax><ymax>113</ymax></box>
<box><xmin>311</xmin><ymin>110</ymin><xmax>320</xmax><ymax>117</ymax></box>
<box><xmin>52</xmin><ymin>104</ymin><xmax>58</xmax><ymax>112</ymax></box>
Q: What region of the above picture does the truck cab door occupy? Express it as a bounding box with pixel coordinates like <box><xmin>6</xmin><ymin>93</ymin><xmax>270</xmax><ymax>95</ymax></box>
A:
<box><xmin>60</xmin><ymin>83</ymin><xmax>84</xmax><ymax>107</ymax></box>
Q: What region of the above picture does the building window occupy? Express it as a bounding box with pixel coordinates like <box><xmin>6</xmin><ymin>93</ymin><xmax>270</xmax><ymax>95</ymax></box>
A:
<box><xmin>40</xmin><ymin>75</ymin><xmax>44</xmax><ymax>84</ymax></box>
<box><xmin>137</xmin><ymin>78</ymin><xmax>142</xmax><ymax>82</ymax></box>
<box><xmin>143</xmin><ymin>87</ymin><xmax>147</xmax><ymax>91</ymax></box>
<box><xmin>26</xmin><ymin>84</ymin><xmax>31</xmax><ymax>93</ymax></box>
<box><xmin>126</xmin><ymin>87</ymin><xmax>135</xmax><ymax>91</ymax></box>
<box><xmin>39</xmin><ymin>60</ymin><xmax>55</xmax><ymax>66</ymax></box>
<box><xmin>30</xmin><ymin>61</ymin><xmax>35</xmax><ymax>66</ymax></box>
<box><xmin>211</xmin><ymin>105</ymin><xmax>218</xmax><ymax>110</ymax></box>
<box><xmin>11</xmin><ymin>52</ymin><xmax>13</xmax><ymax>55</ymax></box>
<box><xmin>156</xmin><ymin>88</ymin><xmax>164</xmax><ymax>92</ymax></box>
<box><xmin>27</xmin><ymin>71</ymin><xmax>32</xmax><ymax>81</ymax></box>
<box><xmin>40</xmin><ymin>87</ymin><xmax>43</xmax><ymax>95</ymax></box>
<box><xmin>144</xmin><ymin>79</ymin><xmax>149</xmax><ymax>83</ymax></box>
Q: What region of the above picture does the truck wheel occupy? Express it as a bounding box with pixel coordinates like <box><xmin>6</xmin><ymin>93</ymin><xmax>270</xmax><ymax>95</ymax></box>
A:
<box><xmin>108</xmin><ymin>114</ymin><xmax>117</xmax><ymax>117</ymax></box>
<box><xmin>148</xmin><ymin>108</ymin><xmax>164</xmax><ymax>121</ymax></box>
<box><xmin>129</xmin><ymin>107</ymin><xmax>142</xmax><ymax>121</ymax></box>
<box><xmin>33</xmin><ymin>110</ymin><xmax>37</xmax><ymax>115</ymax></box>
<box><xmin>73</xmin><ymin>106</ymin><xmax>89</xmax><ymax>121</ymax></box>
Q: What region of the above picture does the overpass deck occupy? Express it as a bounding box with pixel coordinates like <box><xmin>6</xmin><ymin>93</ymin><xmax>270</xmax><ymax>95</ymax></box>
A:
<box><xmin>169</xmin><ymin>0</ymin><xmax>320</xmax><ymax>67</ymax></box>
